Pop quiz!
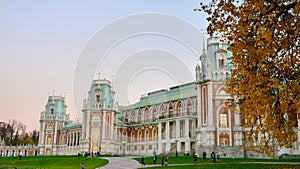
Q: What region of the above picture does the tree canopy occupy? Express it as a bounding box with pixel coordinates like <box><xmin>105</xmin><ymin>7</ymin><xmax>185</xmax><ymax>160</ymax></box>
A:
<box><xmin>0</xmin><ymin>120</ymin><xmax>38</xmax><ymax>146</ymax></box>
<box><xmin>199</xmin><ymin>0</ymin><xmax>300</xmax><ymax>156</ymax></box>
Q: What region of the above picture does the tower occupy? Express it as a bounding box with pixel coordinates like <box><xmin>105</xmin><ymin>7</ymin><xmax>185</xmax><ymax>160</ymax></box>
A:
<box><xmin>38</xmin><ymin>95</ymin><xmax>70</xmax><ymax>155</ymax></box>
<box><xmin>81</xmin><ymin>78</ymin><xmax>119</xmax><ymax>155</ymax></box>
<box><xmin>195</xmin><ymin>36</ymin><xmax>243</xmax><ymax>157</ymax></box>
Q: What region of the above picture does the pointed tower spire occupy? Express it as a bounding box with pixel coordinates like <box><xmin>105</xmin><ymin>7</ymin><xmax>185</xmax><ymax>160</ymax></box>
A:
<box><xmin>201</xmin><ymin>32</ymin><xmax>206</xmax><ymax>59</ymax></box>
<box><xmin>111</xmin><ymin>75</ymin><xmax>114</xmax><ymax>89</ymax></box>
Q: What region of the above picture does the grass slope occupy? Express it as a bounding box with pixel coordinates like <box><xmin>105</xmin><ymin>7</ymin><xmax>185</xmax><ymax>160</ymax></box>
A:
<box><xmin>0</xmin><ymin>156</ymin><xmax>108</xmax><ymax>169</ymax></box>
<box><xmin>134</xmin><ymin>156</ymin><xmax>300</xmax><ymax>169</ymax></box>
<box><xmin>134</xmin><ymin>156</ymin><xmax>300</xmax><ymax>164</ymax></box>
<box><xmin>143</xmin><ymin>163</ymin><xmax>300</xmax><ymax>169</ymax></box>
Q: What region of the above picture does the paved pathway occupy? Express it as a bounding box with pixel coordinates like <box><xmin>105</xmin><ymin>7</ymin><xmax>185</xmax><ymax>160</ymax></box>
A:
<box><xmin>98</xmin><ymin>157</ymin><xmax>141</xmax><ymax>169</ymax></box>
<box><xmin>97</xmin><ymin>157</ymin><xmax>300</xmax><ymax>169</ymax></box>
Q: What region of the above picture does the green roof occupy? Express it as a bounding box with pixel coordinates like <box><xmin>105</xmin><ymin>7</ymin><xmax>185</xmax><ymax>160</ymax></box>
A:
<box><xmin>123</xmin><ymin>82</ymin><xmax>197</xmax><ymax>111</ymax></box>
<box><xmin>117</xmin><ymin>113</ymin><xmax>128</xmax><ymax>127</ymax></box>
<box><xmin>60</xmin><ymin>123</ymin><xmax>82</xmax><ymax>131</ymax></box>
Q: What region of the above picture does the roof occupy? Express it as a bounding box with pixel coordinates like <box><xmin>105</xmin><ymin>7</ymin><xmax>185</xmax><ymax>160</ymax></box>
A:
<box><xmin>84</xmin><ymin>79</ymin><xmax>114</xmax><ymax>110</ymax></box>
<box><xmin>60</xmin><ymin>123</ymin><xmax>82</xmax><ymax>131</ymax></box>
<box><xmin>123</xmin><ymin>82</ymin><xmax>197</xmax><ymax>111</ymax></box>
<box><xmin>117</xmin><ymin>113</ymin><xmax>128</xmax><ymax>127</ymax></box>
<box><xmin>45</xmin><ymin>96</ymin><xmax>66</xmax><ymax>116</ymax></box>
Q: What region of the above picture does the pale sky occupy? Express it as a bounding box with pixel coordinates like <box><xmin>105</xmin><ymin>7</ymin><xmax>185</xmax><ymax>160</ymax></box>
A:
<box><xmin>0</xmin><ymin>0</ymin><xmax>209</xmax><ymax>131</ymax></box>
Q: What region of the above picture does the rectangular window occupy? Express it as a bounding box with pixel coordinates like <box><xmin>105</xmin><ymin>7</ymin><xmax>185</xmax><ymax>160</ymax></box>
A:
<box><xmin>96</xmin><ymin>95</ymin><xmax>100</xmax><ymax>102</ymax></box>
<box><xmin>221</xmin><ymin>137</ymin><xmax>229</xmax><ymax>146</ymax></box>
<box><xmin>180</xmin><ymin>120</ymin><xmax>185</xmax><ymax>137</ymax></box>
<box><xmin>293</xmin><ymin>142</ymin><xmax>298</xmax><ymax>150</ymax></box>
<box><xmin>220</xmin><ymin>114</ymin><xmax>228</xmax><ymax>127</ymax></box>
<box><xmin>219</xmin><ymin>59</ymin><xmax>224</xmax><ymax>69</ymax></box>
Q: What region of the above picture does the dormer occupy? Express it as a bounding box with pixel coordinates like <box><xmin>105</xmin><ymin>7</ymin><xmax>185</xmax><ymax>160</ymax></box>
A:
<box><xmin>216</xmin><ymin>49</ymin><xmax>227</xmax><ymax>71</ymax></box>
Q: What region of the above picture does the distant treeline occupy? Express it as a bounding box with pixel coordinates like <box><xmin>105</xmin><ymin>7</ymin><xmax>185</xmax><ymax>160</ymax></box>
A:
<box><xmin>0</xmin><ymin>120</ymin><xmax>38</xmax><ymax>146</ymax></box>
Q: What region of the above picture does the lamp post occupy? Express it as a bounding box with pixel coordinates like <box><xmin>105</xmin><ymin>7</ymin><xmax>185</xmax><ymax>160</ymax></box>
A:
<box><xmin>174</xmin><ymin>137</ymin><xmax>179</xmax><ymax>156</ymax></box>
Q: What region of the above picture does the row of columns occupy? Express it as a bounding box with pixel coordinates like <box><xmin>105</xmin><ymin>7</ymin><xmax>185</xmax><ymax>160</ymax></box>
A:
<box><xmin>157</xmin><ymin>118</ymin><xmax>196</xmax><ymax>154</ymax></box>
<box><xmin>0</xmin><ymin>149</ymin><xmax>38</xmax><ymax>156</ymax></box>
<box><xmin>66</xmin><ymin>131</ymin><xmax>81</xmax><ymax>147</ymax></box>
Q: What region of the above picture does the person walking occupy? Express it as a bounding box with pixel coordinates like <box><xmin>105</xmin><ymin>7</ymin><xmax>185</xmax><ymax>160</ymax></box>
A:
<box><xmin>141</xmin><ymin>156</ymin><xmax>145</xmax><ymax>166</ymax></box>
<box><xmin>80</xmin><ymin>163</ymin><xmax>86</xmax><ymax>169</ymax></box>
<box><xmin>211</xmin><ymin>152</ymin><xmax>216</xmax><ymax>163</ymax></box>
<box><xmin>164</xmin><ymin>155</ymin><xmax>168</xmax><ymax>166</ymax></box>
<box><xmin>161</xmin><ymin>155</ymin><xmax>165</xmax><ymax>166</ymax></box>
<box><xmin>193</xmin><ymin>154</ymin><xmax>198</xmax><ymax>164</ymax></box>
<box><xmin>203</xmin><ymin>151</ymin><xmax>207</xmax><ymax>160</ymax></box>
<box><xmin>18</xmin><ymin>152</ymin><xmax>22</xmax><ymax>160</ymax></box>
<box><xmin>216</xmin><ymin>152</ymin><xmax>220</xmax><ymax>162</ymax></box>
<box><xmin>153</xmin><ymin>155</ymin><xmax>157</xmax><ymax>164</ymax></box>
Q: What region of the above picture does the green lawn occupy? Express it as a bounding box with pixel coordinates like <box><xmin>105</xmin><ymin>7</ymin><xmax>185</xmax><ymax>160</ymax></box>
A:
<box><xmin>143</xmin><ymin>164</ymin><xmax>300</xmax><ymax>169</ymax></box>
<box><xmin>134</xmin><ymin>156</ymin><xmax>300</xmax><ymax>169</ymax></box>
<box><xmin>134</xmin><ymin>156</ymin><xmax>300</xmax><ymax>164</ymax></box>
<box><xmin>0</xmin><ymin>156</ymin><xmax>108</xmax><ymax>169</ymax></box>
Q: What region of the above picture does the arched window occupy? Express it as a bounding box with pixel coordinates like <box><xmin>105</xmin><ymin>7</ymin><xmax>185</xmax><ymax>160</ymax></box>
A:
<box><xmin>131</xmin><ymin>111</ymin><xmax>135</xmax><ymax>124</ymax></box>
<box><xmin>145</xmin><ymin>130</ymin><xmax>149</xmax><ymax>141</ymax></box>
<box><xmin>46</xmin><ymin>148</ymin><xmax>51</xmax><ymax>155</ymax></box>
<box><xmin>138</xmin><ymin>110</ymin><xmax>142</xmax><ymax>123</ymax></box>
<box><xmin>124</xmin><ymin>112</ymin><xmax>128</xmax><ymax>123</ymax></box>
<box><xmin>152</xmin><ymin>106</ymin><xmax>157</xmax><ymax>121</ymax></box>
<box><xmin>153</xmin><ymin>128</ymin><xmax>157</xmax><ymax>141</ymax></box>
<box><xmin>131</xmin><ymin>131</ymin><xmax>135</xmax><ymax>142</ymax></box>
<box><xmin>47</xmin><ymin>135</ymin><xmax>52</xmax><ymax>145</ymax></box>
<box><xmin>176</xmin><ymin>101</ymin><xmax>182</xmax><ymax>117</ymax></box>
<box><xmin>168</xmin><ymin>103</ymin><xmax>174</xmax><ymax>118</ymax></box>
<box><xmin>144</xmin><ymin>108</ymin><xmax>149</xmax><ymax>122</ymax></box>
<box><xmin>138</xmin><ymin>130</ymin><xmax>142</xmax><ymax>142</ymax></box>
<box><xmin>187</xmin><ymin>100</ymin><xmax>192</xmax><ymax>116</ymax></box>
<box><xmin>159</xmin><ymin>104</ymin><xmax>165</xmax><ymax>119</ymax></box>
<box><xmin>147</xmin><ymin>109</ymin><xmax>151</xmax><ymax>122</ymax></box>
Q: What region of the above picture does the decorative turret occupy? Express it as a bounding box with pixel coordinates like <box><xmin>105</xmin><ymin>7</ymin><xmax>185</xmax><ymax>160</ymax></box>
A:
<box><xmin>196</xmin><ymin>36</ymin><xmax>232</xmax><ymax>82</ymax></box>
<box><xmin>41</xmin><ymin>95</ymin><xmax>69</xmax><ymax>120</ymax></box>
<box><xmin>195</xmin><ymin>59</ymin><xmax>202</xmax><ymax>82</ymax></box>
<box><xmin>196</xmin><ymin>34</ymin><xmax>207</xmax><ymax>82</ymax></box>
<box><xmin>206</xmin><ymin>36</ymin><xmax>231</xmax><ymax>80</ymax></box>
<box><xmin>81</xmin><ymin>76</ymin><xmax>119</xmax><ymax>155</ymax></box>
<box><xmin>38</xmin><ymin>94</ymin><xmax>70</xmax><ymax>155</ymax></box>
<box><xmin>83</xmin><ymin>78</ymin><xmax>116</xmax><ymax>111</ymax></box>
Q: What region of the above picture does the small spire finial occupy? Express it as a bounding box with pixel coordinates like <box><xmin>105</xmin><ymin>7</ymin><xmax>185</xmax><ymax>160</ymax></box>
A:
<box><xmin>202</xmin><ymin>31</ymin><xmax>206</xmax><ymax>54</ymax></box>
<box><xmin>98</xmin><ymin>73</ymin><xmax>101</xmax><ymax>80</ymax></box>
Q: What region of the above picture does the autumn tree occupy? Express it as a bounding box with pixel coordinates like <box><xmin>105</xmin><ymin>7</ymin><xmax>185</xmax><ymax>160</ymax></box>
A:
<box><xmin>198</xmin><ymin>0</ymin><xmax>300</xmax><ymax>156</ymax></box>
<box><xmin>0</xmin><ymin>122</ymin><xmax>7</xmax><ymax>142</ymax></box>
<box><xmin>31</xmin><ymin>130</ymin><xmax>39</xmax><ymax>145</ymax></box>
<box><xmin>0</xmin><ymin>120</ymin><xmax>27</xmax><ymax>146</ymax></box>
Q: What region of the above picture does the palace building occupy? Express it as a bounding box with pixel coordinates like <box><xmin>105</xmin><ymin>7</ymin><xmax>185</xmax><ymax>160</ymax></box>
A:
<box><xmin>37</xmin><ymin>36</ymin><xmax>300</xmax><ymax>157</ymax></box>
